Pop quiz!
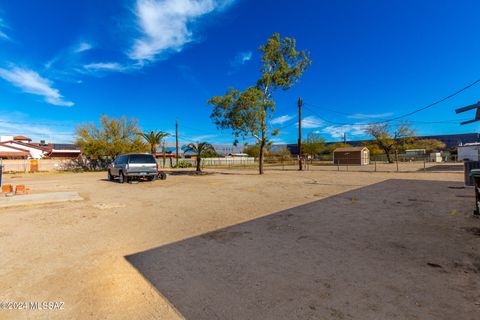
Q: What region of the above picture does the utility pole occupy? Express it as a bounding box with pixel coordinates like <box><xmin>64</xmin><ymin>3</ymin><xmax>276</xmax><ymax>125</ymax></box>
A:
<box><xmin>298</xmin><ymin>97</ymin><xmax>303</xmax><ymax>171</ymax></box>
<box><xmin>175</xmin><ymin>119</ymin><xmax>179</xmax><ymax>166</ymax></box>
<box><xmin>343</xmin><ymin>132</ymin><xmax>347</xmax><ymax>144</ymax></box>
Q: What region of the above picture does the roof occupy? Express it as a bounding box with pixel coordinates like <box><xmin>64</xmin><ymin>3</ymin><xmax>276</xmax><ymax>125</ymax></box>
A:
<box><xmin>0</xmin><ymin>151</ymin><xmax>29</xmax><ymax>158</ymax></box>
<box><xmin>333</xmin><ymin>147</ymin><xmax>368</xmax><ymax>152</ymax></box>
<box><xmin>0</xmin><ymin>142</ymin><xmax>30</xmax><ymax>152</ymax></box>
<box><xmin>6</xmin><ymin>141</ymin><xmax>50</xmax><ymax>151</ymax></box>
<box><xmin>13</xmin><ymin>135</ymin><xmax>32</xmax><ymax>141</ymax></box>
<box><xmin>460</xmin><ymin>143</ymin><xmax>480</xmax><ymax>147</ymax></box>
<box><xmin>50</xmin><ymin>149</ymin><xmax>81</xmax><ymax>153</ymax></box>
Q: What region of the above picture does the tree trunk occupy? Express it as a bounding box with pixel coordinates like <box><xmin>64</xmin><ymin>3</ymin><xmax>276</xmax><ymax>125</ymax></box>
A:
<box><xmin>259</xmin><ymin>140</ymin><xmax>265</xmax><ymax>175</ymax></box>
<box><xmin>384</xmin><ymin>149</ymin><xmax>392</xmax><ymax>163</ymax></box>
<box><xmin>196</xmin><ymin>156</ymin><xmax>201</xmax><ymax>172</ymax></box>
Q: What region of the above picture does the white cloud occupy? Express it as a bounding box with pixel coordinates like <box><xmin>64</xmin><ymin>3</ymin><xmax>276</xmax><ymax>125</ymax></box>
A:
<box><xmin>321</xmin><ymin>124</ymin><xmax>367</xmax><ymax>139</ymax></box>
<box><xmin>301</xmin><ymin>116</ymin><xmax>324</xmax><ymax>128</ymax></box>
<box><xmin>271</xmin><ymin>115</ymin><xmax>293</xmax><ymax>125</ymax></box>
<box><xmin>129</xmin><ymin>0</ymin><xmax>234</xmax><ymax>62</ymax></box>
<box><xmin>231</xmin><ymin>51</ymin><xmax>252</xmax><ymax>66</ymax></box>
<box><xmin>83</xmin><ymin>62</ymin><xmax>127</xmax><ymax>72</ymax></box>
<box><xmin>0</xmin><ymin>115</ymin><xmax>75</xmax><ymax>143</ymax></box>
<box><xmin>0</xmin><ymin>18</ymin><xmax>9</xmax><ymax>40</ymax></box>
<box><xmin>74</xmin><ymin>41</ymin><xmax>93</xmax><ymax>53</ymax></box>
<box><xmin>0</xmin><ymin>67</ymin><xmax>74</xmax><ymax>106</ymax></box>
<box><xmin>189</xmin><ymin>134</ymin><xmax>217</xmax><ymax>142</ymax></box>
<box><xmin>270</xmin><ymin>137</ymin><xmax>286</xmax><ymax>144</ymax></box>
<box><xmin>347</xmin><ymin>112</ymin><xmax>393</xmax><ymax>120</ymax></box>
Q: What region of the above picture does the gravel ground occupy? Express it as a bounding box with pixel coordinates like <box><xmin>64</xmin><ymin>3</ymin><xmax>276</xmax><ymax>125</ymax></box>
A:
<box><xmin>0</xmin><ymin>164</ymin><xmax>478</xmax><ymax>319</ymax></box>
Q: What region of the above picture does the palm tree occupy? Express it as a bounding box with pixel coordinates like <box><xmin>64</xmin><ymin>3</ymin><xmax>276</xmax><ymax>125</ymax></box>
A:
<box><xmin>185</xmin><ymin>142</ymin><xmax>215</xmax><ymax>172</ymax></box>
<box><xmin>138</xmin><ymin>131</ymin><xmax>169</xmax><ymax>155</ymax></box>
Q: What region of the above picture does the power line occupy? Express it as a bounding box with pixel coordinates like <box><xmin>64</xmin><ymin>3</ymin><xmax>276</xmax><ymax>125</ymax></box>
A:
<box><xmin>304</xmin><ymin>77</ymin><xmax>480</xmax><ymax>125</ymax></box>
<box><xmin>384</xmin><ymin>78</ymin><xmax>480</xmax><ymax>122</ymax></box>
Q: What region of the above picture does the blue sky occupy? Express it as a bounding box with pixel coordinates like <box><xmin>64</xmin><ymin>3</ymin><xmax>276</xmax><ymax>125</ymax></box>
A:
<box><xmin>1</xmin><ymin>0</ymin><xmax>480</xmax><ymax>144</ymax></box>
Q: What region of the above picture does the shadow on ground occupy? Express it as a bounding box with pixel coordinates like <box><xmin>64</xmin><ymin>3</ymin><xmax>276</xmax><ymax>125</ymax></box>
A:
<box><xmin>164</xmin><ymin>170</ymin><xmax>260</xmax><ymax>176</ymax></box>
<box><xmin>421</xmin><ymin>164</ymin><xmax>464</xmax><ymax>172</ymax></box>
<box><xmin>126</xmin><ymin>179</ymin><xmax>480</xmax><ymax>320</ymax></box>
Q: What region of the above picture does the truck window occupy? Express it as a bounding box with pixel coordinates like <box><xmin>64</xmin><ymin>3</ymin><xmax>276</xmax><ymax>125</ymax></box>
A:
<box><xmin>128</xmin><ymin>154</ymin><xmax>156</xmax><ymax>164</ymax></box>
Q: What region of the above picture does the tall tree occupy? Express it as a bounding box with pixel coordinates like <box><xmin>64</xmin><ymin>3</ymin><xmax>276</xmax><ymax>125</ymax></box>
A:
<box><xmin>365</xmin><ymin>123</ymin><xmax>415</xmax><ymax>163</ymax></box>
<box><xmin>243</xmin><ymin>141</ymin><xmax>273</xmax><ymax>158</ymax></box>
<box><xmin>138</xmin><ymin>130</ymin><xmax>169</xmax><ymax>155</ymax></box>
<box><xmin>209</xmin><ymin>33</ymin><xmax>311</xmax><ymax>174</ymax></box>
<box><xmin>406</xmin><ymin>139</ymin><xmax>446</xmax><ymax>153</ymax></box>
<box><xmin>185</xmin><ymin>142</ymin><xmax>216</xmax><ymax>172</ymax></box>
<box><xmin>303</xmin><ymin>132</ymin><xmax>325</xmax><ymax>160</ymax></box>
<box><xmin>76</xmin><ymin>115</ymin><xmax>147</xmax><ymax>159</ymax></box>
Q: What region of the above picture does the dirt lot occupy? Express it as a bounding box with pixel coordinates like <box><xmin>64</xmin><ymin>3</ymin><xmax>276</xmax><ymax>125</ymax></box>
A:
<box><xmin>0</xmin><ymin>164</ymin><xmax>479</xmax><ymax>319</ymax></box>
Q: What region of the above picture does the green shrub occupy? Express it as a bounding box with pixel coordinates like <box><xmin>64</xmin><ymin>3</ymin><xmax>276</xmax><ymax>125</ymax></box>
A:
<box><xmin>172</xmin><ymin>160</ymin><xmax>193</xmax><ymax>168</ymax></box>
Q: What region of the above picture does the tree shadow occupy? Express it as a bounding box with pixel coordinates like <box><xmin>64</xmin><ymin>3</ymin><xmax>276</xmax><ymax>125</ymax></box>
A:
<box><xmin>164</xmin><ymin>170</ymin><xmax>213</xmax><ymax>176</ymax></box>
<box><xmin>125</xmin><ymin>179</ymin><xmax>478</xmax><ymax>320</ymax></box>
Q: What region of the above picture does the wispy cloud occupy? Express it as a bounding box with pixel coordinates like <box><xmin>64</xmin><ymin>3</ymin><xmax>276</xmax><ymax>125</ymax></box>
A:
<box><xmin>83</xmin><ymin>62</ymin><xmax>128</xmax><ymax>73</ymax></box>
<box><xmin>128</xmin><ymin>0</ymin><xmax>235</xmax><ymax>62</ymax></box>
<box><xmin>269</xmin><ymin>137</ymin><xmax>286</xmax><ymax>144</ymax></box>
<box><xmin>271</xmin><ymin>115</ymin><xmax>294</xmax><ymax>125</ymax></box>
<box><xmin>0</xmin><ymin>114</ymin><xmax>75</xmax><ymax>142</ymax></box>
<box><xmin>300</xmin><ymin>116</ymin><xmax>324</xmax><ymax>128</ymax></box>
<box><xmin>321</xmin><ymin>124</ymin><xmax>367</xmax><ymax>139</ymax></box>
<box><xmin>74</xmin><ymin>41</ymin><xmax>93</xmax><ymax>53</ymax></box>
<box><xmin>0</xmin><ymin>17</ymin><xmax>10</xmax><ymax>40</ymax></box>
<box><xmin>0</xmin><ymin>67</ymin><xmax>74</xmax><ymax>106</ymax></box>
<box><xmin>189</xmin><ymin>134</ymin><xmax>217</xmax><ymax>142</ymax></box>
<box><xmin>231</xmin><ymin>51</ymin><xmax>252</xmax><ymax>67</ymax></box>
<box><xmin>347</xmin><ymin>112</ymin><xmax>393</xmax><ymax>120</ymax></box>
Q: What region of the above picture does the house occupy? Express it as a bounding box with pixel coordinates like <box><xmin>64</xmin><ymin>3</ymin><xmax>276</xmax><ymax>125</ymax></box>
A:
<box><xmin>1</xmin><ymin>140</ymin><xmax>48</xmax><ymax>159</ymax></box>
<box><xmin>0</xmin><ymin>143</ymin><xmax>30</xmax><ymax>159</ymax></box>
<box><xmin>0</xmin><ymin>136</ymin><xmax>82</xmax><ymax>159</ymax></box>
<box><xmin>45</xmin><ymin>144</ymin><xmax>82</xmax><ymax>159</ymax></box>
<box><xmin>333</xmin><ymin>146</ymin><xmax>370</xmax><ymax>165</ymax></box>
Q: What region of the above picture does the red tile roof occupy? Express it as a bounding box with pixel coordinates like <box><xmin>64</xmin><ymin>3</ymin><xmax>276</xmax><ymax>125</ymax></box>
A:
<box><xmin>13</xmin><ymin>135</ymin><xmax>32</xmax><ymax>141</ymax></box>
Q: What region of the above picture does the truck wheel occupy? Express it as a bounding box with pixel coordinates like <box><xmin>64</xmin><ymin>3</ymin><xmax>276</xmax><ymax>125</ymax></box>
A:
<box><xmin>159</xmin><ymin>172</ymin><xmax>167</xmax><ymax>180</ymax></box>
<box><xmin>108</xmin><ymin>170</ymin><xmax>114</xmax><ymax>181</ymax></box>
<box><xmin>119</xmin><ymin>171</ymin><xmax>127</xmax><ymax>184</ymax></box>
<box><xmin>147</xmin><ymin>175</ymin><xmax>156</xmax><ymax>182</ymax></box>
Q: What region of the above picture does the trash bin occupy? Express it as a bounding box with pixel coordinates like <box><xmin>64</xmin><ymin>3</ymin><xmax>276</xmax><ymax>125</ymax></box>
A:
<box><xmin>464</xmin><ymin>160</ymin><xmax>480</xmax><ymax>186</ymax></box>
<box><xmin>469</xmin><ymin>169</ymin><xmax>480</xmax><ymax>215</ymax></box>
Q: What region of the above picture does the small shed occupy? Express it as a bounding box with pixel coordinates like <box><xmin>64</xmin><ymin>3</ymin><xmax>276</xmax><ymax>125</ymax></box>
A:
<box><xmin>458</xmin><ymin>143</ymin><xmax>480</xmax><ymax>161</ymax></box>
<box><xmin>333</xmin><ymin>147</ymin><xmax>370</xmax><ymax>165</ymax></box>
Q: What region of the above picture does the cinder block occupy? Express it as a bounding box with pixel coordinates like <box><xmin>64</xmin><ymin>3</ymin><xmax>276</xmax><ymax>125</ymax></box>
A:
<box><xmin>1</xmin><ymin>184</ymin><xmax>13</xmax><ymax>194</ymax></box>
<box><xmin>15</xmin><ymin>185</ymin><xmax>27</xmax><ymax>195</ymax></box>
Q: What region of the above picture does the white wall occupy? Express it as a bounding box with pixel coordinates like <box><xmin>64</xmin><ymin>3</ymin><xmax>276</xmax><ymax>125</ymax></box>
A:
<box><xmin>458</xmin><ymin>146</ymin><xmax>480</xmax><ymax>161</ymax></box>
<box><xmin>0</xmin><ymin>136</ymin><xmax>13</xmax><ymax>142</ymax></box>
<box><xmin>0</xmin><ymin>145</ymin><xmax>25</xmax><ymax>154</ymax></box>
<box><xmin>3</xmin><ymin>142</ymin><xmax>45</xmax><ymax>159</ymax></box>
